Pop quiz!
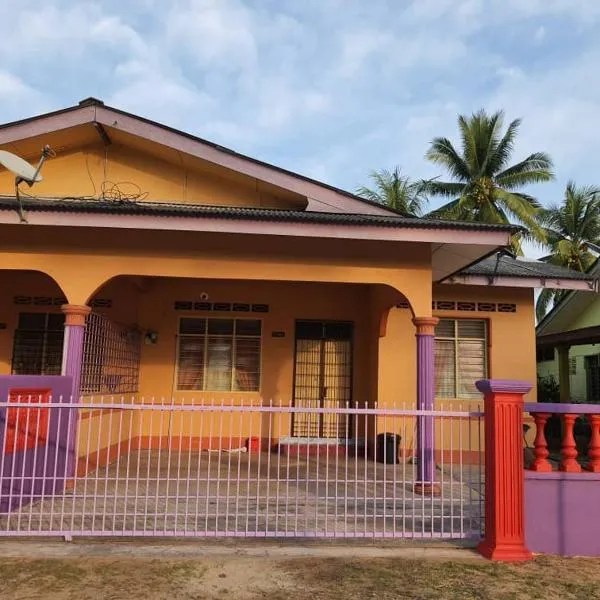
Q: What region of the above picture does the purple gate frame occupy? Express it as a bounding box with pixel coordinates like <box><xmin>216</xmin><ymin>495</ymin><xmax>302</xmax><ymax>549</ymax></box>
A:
<box><xmin>0</xmin><ymin>375</ymin><xmax>74</xmax><ymax>513</ymax></box>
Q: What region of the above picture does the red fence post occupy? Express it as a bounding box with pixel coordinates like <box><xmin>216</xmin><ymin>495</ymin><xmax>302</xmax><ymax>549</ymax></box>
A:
<box><xmin>476</xmin><ymin>379</ymin><xmax>533</xmax><ymax>562</ymax></box>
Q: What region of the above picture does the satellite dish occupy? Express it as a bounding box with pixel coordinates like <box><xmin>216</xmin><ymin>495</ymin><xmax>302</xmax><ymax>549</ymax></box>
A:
<box><xmin>0</xmin><ymin>150</ymin><xmax>44</xmax><ymax>183</ymax></box>
<box><xmin>0</xmin><ymin>145</ymin><xmax>55</xmax><ymax>223</ymax></box>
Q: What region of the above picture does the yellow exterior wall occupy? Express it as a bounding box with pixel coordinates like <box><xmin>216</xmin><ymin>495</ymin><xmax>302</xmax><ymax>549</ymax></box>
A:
<box><xmin>377</xmin><ymin>284</ymin><xmax>536</xmax><ymax>452</ymax></box>
<box><xmin>567</xmin><ymin>295</ymin><xmax>600</xmax><ymax>331</ymax></box>
<box><xmin>0</xmin><ymin>226</ymin><xmax>434</xmax><ymax>316</ymax></box>
<box><xmin>76</xmin><ymin>410</ymin><xmax>136</xmax><ymax>460</ymax></box>
<box><xmin>0</xmin><ymin>270</ymin><xmax>536</xmax><ymax>455</ymax></box>
<box><xmin>0</xmin><ymin>143</ymin><xmax>305</xmax><ymax>209</ymax></box>
<box><xmin>128</xmin><ymin>277</ymin><xmax>375</xmax><ymax>441</ymax></box>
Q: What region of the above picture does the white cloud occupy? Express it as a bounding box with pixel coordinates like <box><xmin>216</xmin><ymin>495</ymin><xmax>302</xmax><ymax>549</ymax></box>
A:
<box><xmin>166</xmin><ymin>0</ymin><xmax>258</xmax><ymax>71</ymax></box>
<box><xmin>534</xmin><ymin>25</ymin><xmax>546</xmax><ymax>42</ymax></box>
<box><xmin>0</xmin><ymin>71</ymin><xmax>48</xmax><ymax>119</ymax></box>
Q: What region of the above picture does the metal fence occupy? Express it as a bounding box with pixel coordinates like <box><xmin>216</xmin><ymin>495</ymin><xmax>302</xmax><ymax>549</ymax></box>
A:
<box><xmin>81</xmin><ymin>313</ymin><xmax>142</xmax><ymax>395</ymax></box>
<box><xmin>0</xmin><ymin>396</ymin><xmax>484</xmax><ymax>539</ymax></box>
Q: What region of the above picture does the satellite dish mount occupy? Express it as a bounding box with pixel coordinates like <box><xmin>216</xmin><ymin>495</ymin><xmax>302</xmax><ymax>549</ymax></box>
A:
<box><xmin>0</xmin><ymin>145</ymin><xmax>55</xmax><ymax>223</ymax></box>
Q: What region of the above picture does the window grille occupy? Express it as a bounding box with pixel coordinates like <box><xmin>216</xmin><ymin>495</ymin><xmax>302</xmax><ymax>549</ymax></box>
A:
<box><xmin>176</xmin><ymin>318</ymin><xmax>262</xmax><ymax>392</ymax></box>
<box><xmin>586</xmin><ymin>355</ymin><xmax>600</xmax><ymax>403</ymax></box>
<box><xmin>81</xmin><ymin>312</ymin><xmax>142</xmax><ymax>394</ymax></box>
<box><xmin>569</xmin><ymin>357</ymin><xmax>577</xmax><ymax>375</ymax></box>
<box><xmin>434</xmin><ymin>318</ymin><xmax>488</xmax><ymax>399</ymax></box>
<box><xmin>11</xmin><ymin>313</ymin><xmax>65</xmax><ymax>376</ymax></box>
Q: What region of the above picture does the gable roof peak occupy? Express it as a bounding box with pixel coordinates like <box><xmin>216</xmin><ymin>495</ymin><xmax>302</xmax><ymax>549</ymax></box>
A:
<box><xmin>78</xmin><ymin>97</ymin><xmax>104</xmax><ymax>107</ymax></box>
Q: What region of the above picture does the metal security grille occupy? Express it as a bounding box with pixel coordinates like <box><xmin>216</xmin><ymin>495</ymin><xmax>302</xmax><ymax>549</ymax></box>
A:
<box><xmin>11</xmin><ymin>313</ymin><xmax>65</xmax><ymax>376</ymax></box>
<box><xmin>292</xmin><ymin>321</ymin><xmax>353</xmax><ymax>439</ymax></box>
<box><xmin>0</xmin><ymin>396</ymin><xmax>484</xmax><ymax>540</ymax></box>
<box><xmin>81</xmin><ymin>313</ymin><xmax>142</xmax><ymax>394</ymax></box>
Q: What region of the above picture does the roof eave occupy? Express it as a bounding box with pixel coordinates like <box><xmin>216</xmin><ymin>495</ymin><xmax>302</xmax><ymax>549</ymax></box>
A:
<box><xmin>536</xmin><ymin>258</ymin><xmax>600</xmax><ymax>333</ymax></box>
<box><xmin>0</xmin><ymin>204</ymin><xmax>514</xmax><ymax>246</ymax></box>
<box><xmin>445</xmin><ymin>274</ymin><xmax>597</xmax><ymax>291</ymax></box>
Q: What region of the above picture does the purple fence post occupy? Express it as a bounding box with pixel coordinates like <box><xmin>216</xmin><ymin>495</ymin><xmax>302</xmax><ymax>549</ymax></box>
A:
<box><xmin>413</xmin><ymin>317</ymin><xmax>440</xmax><ymax>495</ymax></box>
<box><xmin>61</xmin><ymin>304</ymin><xmax>91</xmax><ymax>478</ymax></box>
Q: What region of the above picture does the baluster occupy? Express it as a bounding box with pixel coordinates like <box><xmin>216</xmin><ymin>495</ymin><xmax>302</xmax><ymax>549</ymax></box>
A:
<box><xmin>559</xmin><ymin>414</ymin><xmax>581</xmax><ymax>473</ymax></box>
<box><xmin>586</xmin><ymin>414</ymin><xmax>600</xmax><ymax>473</ymax></box>
<box><xmin>530</xmin><ymin>413</ymin><xmax>552</xmax><ymax>472</ymax></box>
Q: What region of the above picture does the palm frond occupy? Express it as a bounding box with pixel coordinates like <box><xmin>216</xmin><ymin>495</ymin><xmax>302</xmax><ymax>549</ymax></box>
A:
<box><xmin>425</xmin><ymin>138</ymin><xmax>471</xmax><ymax>181</ymax></box>
<box><xmin>493</xmin><ymin>189</ymin><xmax>547</xmax><ymax>244</ymax></box>
<box><xmin>356</xmin><ymin>166</ymin><xmax>428</xmax><ymax>216</ymax></box>
<box><xmin>420</xmin><ymin>180</ymin><xmax>466</xmax><ymax>198</ymax></box>
<box><xmin>495</xmin><ymin>152</ymin><xmax>554</xmax><ymax>189</ymax></box>
<box><xmin>485</xmin><ymin>117</ymin><xmax>520</xmax><ymax>175</ymax></box>
<box><xmin>536</xmin><ymin>288</ymin><xmax>556</xmax><ymax>322</ymax></box>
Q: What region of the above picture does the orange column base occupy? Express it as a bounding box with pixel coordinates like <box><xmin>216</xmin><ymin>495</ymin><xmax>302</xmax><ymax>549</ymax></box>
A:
<box><xmin>413</xmin><ymin>482</ymin><xmax>441</xmax><ymax>496</ymax></box>
<box><xmin>477</xmin><ymin>540</ymin><xmax>533</xmax><ymax>562</ymax></box>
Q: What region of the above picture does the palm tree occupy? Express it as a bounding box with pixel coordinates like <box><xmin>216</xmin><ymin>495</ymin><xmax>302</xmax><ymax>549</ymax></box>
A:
<box><xmin>424</xmin><ymin>109</ymin><xmax>554</xmax><ymax>250</ymax></box>
<box><xmin>536</xmin><ymin>182</ymin><xmax>600</xmax><ymax>320</ymax></box>
<box><xmin>356</xmin><ymin>166</ymin><xmax>427</xmax><ymax>216</ymax></box>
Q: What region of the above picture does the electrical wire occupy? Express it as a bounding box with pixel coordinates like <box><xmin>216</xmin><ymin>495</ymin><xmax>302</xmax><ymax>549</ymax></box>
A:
<box><xmin>99</xmin><ymin>180</ymin><xmax>148</xmax><ymax>203</ymax></box>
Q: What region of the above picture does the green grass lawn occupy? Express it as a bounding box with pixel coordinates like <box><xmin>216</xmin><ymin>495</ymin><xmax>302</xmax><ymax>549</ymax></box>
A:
<box><xmin>1</xmin><ymin>554</ymin><xmax>599</xmax><ymax>599</ymax></box>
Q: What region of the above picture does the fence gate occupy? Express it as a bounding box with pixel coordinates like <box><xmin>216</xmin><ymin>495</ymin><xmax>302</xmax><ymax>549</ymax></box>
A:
<box><xmin>0</xmin><ymin>395</ymin><xmax>484</xmax><ymax>540</ymax></box>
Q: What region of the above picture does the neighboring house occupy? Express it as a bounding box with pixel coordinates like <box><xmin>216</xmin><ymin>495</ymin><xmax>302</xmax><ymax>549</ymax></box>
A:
<box><xmin>0</xmin><ymin>97</ymin><xmax>593</xmax><ymax>458</ymax></box>
<box><xmin>537</xmin><ymin>261</ymin><xmax>600</xmax><ymax>403</ymax></box>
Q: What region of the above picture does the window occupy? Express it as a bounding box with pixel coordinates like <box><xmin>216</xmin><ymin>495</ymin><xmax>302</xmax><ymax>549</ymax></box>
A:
<box><xmin>176</xmin><ymin>318</ymin><xmax>262</xmax><ymax>391</ymax></box>
<box><xmin>11</xmin><ymin>313</ymin><xmax>65</xmax><ymax>376</ymax></box>
<box><xmin>434</xmin><ymin>319</ymin><xmax>487</xmax><ymax>399</ymax></box>
<box><xmin>585</xmin><ymin>355</ymin><xmax>600</xmax><ymax>403</ymax></box>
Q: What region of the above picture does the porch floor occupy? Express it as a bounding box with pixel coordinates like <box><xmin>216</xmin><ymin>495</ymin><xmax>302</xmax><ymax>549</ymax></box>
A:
<box><xmin>1</xmin><ymin>451</ymin><xmax>483</xmax><ymax>538</ymax></box>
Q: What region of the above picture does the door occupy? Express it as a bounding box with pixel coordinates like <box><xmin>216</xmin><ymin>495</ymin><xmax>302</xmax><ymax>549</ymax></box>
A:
<box><xmin>292</xmin><ymin>321</ymin><xmax>353</xmax><ymax>438</ymax></box>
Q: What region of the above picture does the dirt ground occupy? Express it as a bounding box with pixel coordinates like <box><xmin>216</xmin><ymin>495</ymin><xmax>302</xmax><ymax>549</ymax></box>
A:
<box><xmin>0</xmin><ymin>551</ymin><xmax>599</xmax><ymax>600</ymax></box>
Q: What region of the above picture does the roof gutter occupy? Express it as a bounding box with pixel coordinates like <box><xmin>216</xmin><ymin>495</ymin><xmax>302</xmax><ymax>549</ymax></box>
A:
<box><xmin>445</xmin><ymin>274</ymin><xmax>597</xmax><ymax>291</ymax></box>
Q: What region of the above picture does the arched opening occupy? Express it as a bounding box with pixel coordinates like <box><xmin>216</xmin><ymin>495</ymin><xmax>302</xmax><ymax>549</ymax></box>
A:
<box><xmin>0</xmin><ymin>270</ymin><xmax>68</xmax><ymax>377</ymax></box>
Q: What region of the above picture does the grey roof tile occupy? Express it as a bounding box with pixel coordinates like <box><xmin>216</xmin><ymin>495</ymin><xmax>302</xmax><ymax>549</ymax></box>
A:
<box><xmin>461</xmin><ymin>255</ymin><xmax>594</xmax><ymax>281</ymax></box>
<box><xmin>0</xmin><ymin>196</ymin><xmax>520</xmax><ymax>233</ymax></box>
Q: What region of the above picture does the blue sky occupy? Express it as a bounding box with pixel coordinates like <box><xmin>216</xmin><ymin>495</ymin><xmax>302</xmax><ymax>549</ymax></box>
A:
<box><xmin>1</xmin><ymin>0</ymin><xmax>599</xmax><ymax>255</ymax></box>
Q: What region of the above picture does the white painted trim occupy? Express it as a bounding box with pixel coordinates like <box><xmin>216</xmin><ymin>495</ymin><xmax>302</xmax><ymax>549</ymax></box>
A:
<box><xmin>445</xmin><ymin>274</ymin><xmax>596</xmax><ymax>291</ymax></box>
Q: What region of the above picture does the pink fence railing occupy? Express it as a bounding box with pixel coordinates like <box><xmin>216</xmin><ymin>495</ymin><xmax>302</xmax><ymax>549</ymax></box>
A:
<box><xmin>524</xmin><ymin>403</ymin><xmax>600</xmax><ymax>473</ymax></box>
<box><xmin>0</xmin><ymin>396</ymin><xmax>484</xmax><ymax>539</ymax></box>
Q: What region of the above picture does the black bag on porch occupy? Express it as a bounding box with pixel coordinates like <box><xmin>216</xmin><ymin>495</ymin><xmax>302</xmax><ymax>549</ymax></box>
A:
<box><xmin>375</xmin><ymin>433</ymin><xmax>401</xmax><ymax>464</ymax></box>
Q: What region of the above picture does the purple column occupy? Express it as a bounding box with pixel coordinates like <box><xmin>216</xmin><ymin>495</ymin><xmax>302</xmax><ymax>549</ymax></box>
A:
<box><xmin>413</xmin><ymin>317</ymin><xmax>440</xmax><ymax>495</ymax></box>
<box><xmin>61</xmin><ymin>304</ymin><xmax>91</xmax><ymax>479</ymax></box>
<box><xmin>61</xmin><ymin>305</ymin><xmax>91</xmax><ymax>399</ymax></box>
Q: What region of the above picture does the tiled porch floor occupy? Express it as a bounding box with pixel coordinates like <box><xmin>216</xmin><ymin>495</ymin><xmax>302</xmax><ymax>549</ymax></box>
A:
<box><xmin>1</xmin><ymin>451</ymin><xmax>483</xmax><ymax>538</ymax></box>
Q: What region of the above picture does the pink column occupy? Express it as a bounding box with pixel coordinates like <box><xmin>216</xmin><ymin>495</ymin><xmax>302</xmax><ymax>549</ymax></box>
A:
<box><xmin>413</xmin><ymin>317</ymin><xmax>440</xmax><ymax>495</ymax></box>
<box><xmin>61</xmin><ymin>305</ymin><xmax>91</xmax><ymax>400</ymax></box>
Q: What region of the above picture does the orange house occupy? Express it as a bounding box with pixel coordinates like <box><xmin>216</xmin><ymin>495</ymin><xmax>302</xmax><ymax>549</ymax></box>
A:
<box><xmin>0</xmin><ymin>98</ymin><xmax>593</xmax><ymax>475</ymax></box>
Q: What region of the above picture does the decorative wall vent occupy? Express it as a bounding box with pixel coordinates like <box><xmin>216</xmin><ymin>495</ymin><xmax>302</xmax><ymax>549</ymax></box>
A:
<box><xmin>174</xmin><ymin>301</ymin><xmax>269</xmax><ymax>313</ymax></box>
<box><xmin>396</xmin><ymin>300</ymin><xmax>517</xmax><ymax>313</ymax></box>
<box><xmin>13</xmin><ymin>296</ymin><xmax>112</xmax><ymax>309</ymax></box>
<box><xmin>90</xmin><ymin>298</ymin><xmax>113</xmax><ymax>309</ymax></box>
<box><xmin>457</xmin><ymin>302</ymin><xmax>476</xmax><ymax>311</ymax></box>
<box><xmin>13</xmin><ymin>295</ymin><xmax>68</xmax><ymax>306</ymax></box>
<box><xmin>497</xmin><ymin>303</ymin><xmax>517</xmax><ymax>313</ymax></box>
